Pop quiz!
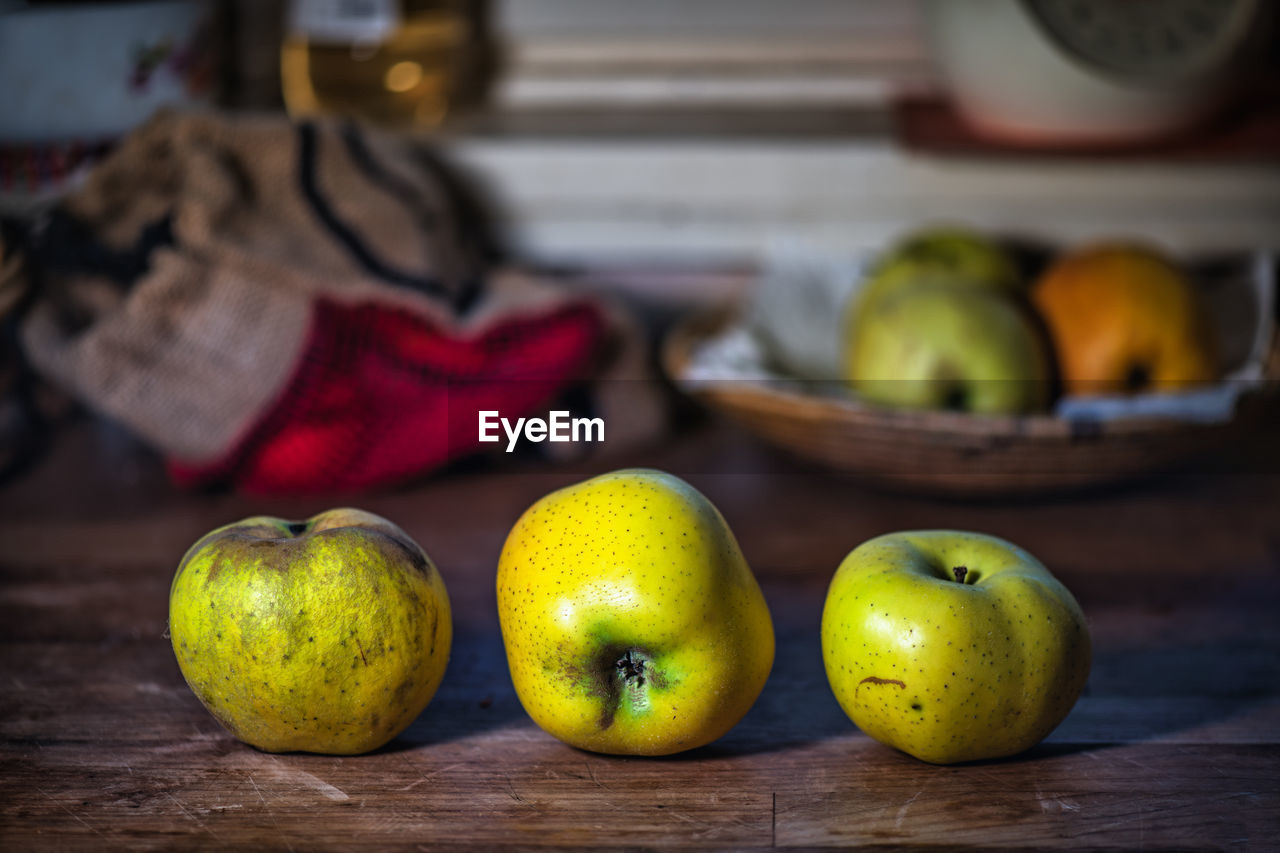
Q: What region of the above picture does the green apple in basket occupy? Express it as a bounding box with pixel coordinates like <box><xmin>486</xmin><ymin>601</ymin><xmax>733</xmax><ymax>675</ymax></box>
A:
<box><xmin>845</xmin><ymin>284</ymin><xmax>1051</xmax><ymax>414</ymax></box>
<box><xmin>822</xmin><ymin>530</ymin><xmax>1091</xmax><ymax>764</ymax></box>
<box><xmin>848</xmin><ymin>226</ymin><xmax>1022</xmax><ymax>339</ymax></box>
<box><xmin>841</xmin><ymin>227</ymin><xmax>1049</xmax><ymax>414</ymax></box>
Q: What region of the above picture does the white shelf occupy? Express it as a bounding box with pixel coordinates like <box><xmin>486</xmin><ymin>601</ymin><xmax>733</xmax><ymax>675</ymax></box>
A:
<box><xmin>445</xmin><ymin>131</ymin><xmax>1280</xmax><ymax>267</ymax></box>
<box><xmin>491</xmin><ymin>0</ymin><xmax>934</xmax><ymax>111</ymax></box>
<box><xmin>472</xmin><ymin>0</ymin><xmax>1278</xmax><ymax>270</ymax></box>
<box><xmin>495</xmin><ymin>0</ymin><xmax>923</xmax><ymax>40</ymax></box>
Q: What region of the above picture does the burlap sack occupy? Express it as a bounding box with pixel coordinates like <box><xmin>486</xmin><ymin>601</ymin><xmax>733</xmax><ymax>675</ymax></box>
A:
<box><xmin>18</xmin><ymin>111</ymin><xmax>661</xmax><ymax>488</ymax></box>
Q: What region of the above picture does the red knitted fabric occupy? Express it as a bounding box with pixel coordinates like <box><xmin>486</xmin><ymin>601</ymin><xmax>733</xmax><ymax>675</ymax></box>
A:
<box><xmin>168</xmin><ymin>296</ymin><xmax>606</xmax><ymax>493</ymax></box>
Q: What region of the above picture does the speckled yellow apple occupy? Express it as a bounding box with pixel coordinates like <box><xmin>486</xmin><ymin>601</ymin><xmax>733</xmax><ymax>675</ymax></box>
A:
<box><xmin>497</xmin><ymin>469</ymin><xmax>774</xmax><ymax>755</ymax></box>
<box><xmin>822</xmin><ymin>531</ymin><xmax>1090</xmax><ymax>764</ymax></box>
<box><xmin>169</xmin><ymin>509</ymin><xmax>451</xmax><ymax>754</ymax></box>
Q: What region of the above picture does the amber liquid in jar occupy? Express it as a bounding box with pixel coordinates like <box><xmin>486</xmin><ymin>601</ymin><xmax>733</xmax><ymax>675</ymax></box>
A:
<box><xmin>281</xmin><ymin>0</ymin><xmax>470</xmax><ymax>128</ymax></box>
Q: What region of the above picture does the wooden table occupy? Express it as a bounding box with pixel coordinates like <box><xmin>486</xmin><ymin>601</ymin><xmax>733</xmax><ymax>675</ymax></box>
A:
<box><xmin>2</xmin><ymin>415</ymin><xmax>1278</xmax><ymax>850</ymax></box>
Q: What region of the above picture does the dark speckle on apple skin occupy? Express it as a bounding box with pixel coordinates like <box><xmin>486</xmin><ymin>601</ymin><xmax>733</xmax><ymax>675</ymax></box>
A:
<box><xmin>184</xmin><ymin>514</ymin><xmax>438</xmax><ymax>587</ymax></box>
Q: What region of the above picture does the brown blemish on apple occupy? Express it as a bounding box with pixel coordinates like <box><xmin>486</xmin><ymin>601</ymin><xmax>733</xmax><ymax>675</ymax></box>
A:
<box><xmin>194</xmin><ymin>525</ymin><xmax>301</xmax><ymax>584</ymax></box>
<box><xmin>224</xmin><ymin>516</ymin><xmax>436</xmax><ymax>581</ymax></box>
<box><xmin>424</xmin><ymin>600</ymin><xmax>439</xmax><ymax>658</ymax></box>
<box><xmin>355</xmin><ymin>637</ymin><xmax>368</xmax><ymax>666</ymax></box>
<box><xmin>383</xmin><ymin>535</ymin><xmax>433</xmax><ymax>578</ymax></box>
<box><xmin>856</xmin><ymin>676</ymin><xmax>906</xmax><ymax>699</ymax></box>
<box><xmin>310</xmin><ymin>524</ymin><xmax>434</xmax><ymax>580</ymax></box>
<box><xmin>347</xmin><ymin>526</ymin><xmax>434</xmax><ymax>578</ymax></box>
<box><xmin>392</xmin><ymin>678</ymin><xmax>415</xmax><ymax>706</ymax></box>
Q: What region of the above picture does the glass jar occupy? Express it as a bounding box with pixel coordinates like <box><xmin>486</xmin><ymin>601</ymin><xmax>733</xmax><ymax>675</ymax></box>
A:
<box><xmin>281</xmin><ymin>0</ymin><xmax>482</xmax><ymax>128</ymax></box>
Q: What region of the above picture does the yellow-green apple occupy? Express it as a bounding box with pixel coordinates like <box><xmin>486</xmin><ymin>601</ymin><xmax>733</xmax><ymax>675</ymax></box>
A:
<box><xmin>496</xmin><ymin>468</ymin><xmax>774</xmax><ymax>755</ymax></box>
<box><xmin>169</xmin><ymin>508</ymin><xmax>451</xmax><ymax>754</ymax></box>
<box><xmin>846</xmin><ymin>285</ymin><xmax>1051</xmax><ymax>413</ymax></box>
<box><xmin>822</xmin><ymin>530</ymin><xmax>1090</xmax><ymax>764</ymax></box>
<box><xmin>848</xmin><ymin>226</ymin><xmax>1021</xmax><ymax>340</ymax></box>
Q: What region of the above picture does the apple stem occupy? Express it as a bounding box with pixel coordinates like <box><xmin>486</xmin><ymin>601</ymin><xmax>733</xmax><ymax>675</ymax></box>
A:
<box><xmin>953</xmin><ymin>566</ymin><xmax>969</xmax><ymax>584</ymax></box>
<box><xmin>616</xmin><ymin>649</ymin><xmax>645</xmax><ymax>685</ymax></box>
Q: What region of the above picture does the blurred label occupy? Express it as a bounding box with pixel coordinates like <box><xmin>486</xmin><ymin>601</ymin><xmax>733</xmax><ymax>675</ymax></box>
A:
<box><xmin>288</xmin><ymin>0</ymin><xmax>400</xmax><ymax>43</ymax></box>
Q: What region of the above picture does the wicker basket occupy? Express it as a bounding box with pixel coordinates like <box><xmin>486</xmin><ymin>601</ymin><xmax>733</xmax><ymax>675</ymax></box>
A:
<box><xmin>663</xmin><ymin>311</ymin><xmax>1280</xmax><ymax>497</ymax></box>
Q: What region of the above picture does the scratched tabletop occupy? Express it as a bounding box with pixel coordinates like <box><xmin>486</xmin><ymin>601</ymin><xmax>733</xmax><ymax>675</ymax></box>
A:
<box><xmin>2</xmin><ymin>416</ymin><xmax>1278</xmax><ymax>850</ymax></box>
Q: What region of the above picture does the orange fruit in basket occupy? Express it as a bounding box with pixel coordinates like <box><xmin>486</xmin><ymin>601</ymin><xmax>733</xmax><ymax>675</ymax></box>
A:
<box><xmin>1031</xmin><ymin>244</ymin><xmax>1218</xmax><ymax>396</ymax></box>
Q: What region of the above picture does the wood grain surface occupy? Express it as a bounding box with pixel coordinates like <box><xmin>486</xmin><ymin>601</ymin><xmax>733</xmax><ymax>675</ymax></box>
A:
<box><xmin>2</xmin><ymin>416</ymin><xmax>1279</xmax><ymax>850</ymax></box>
